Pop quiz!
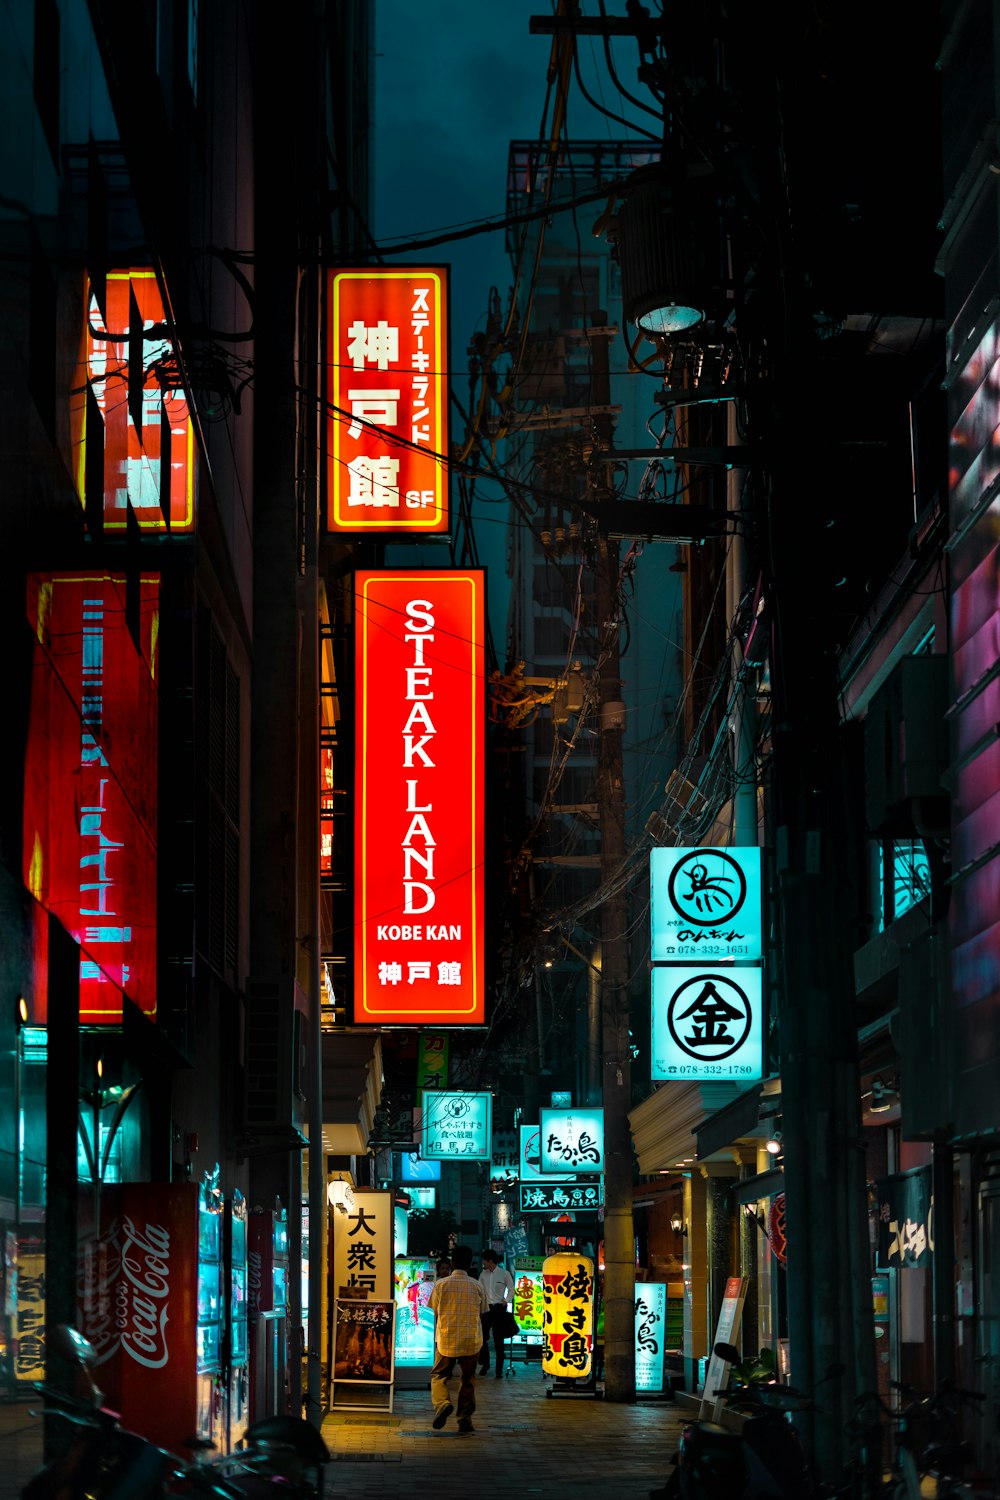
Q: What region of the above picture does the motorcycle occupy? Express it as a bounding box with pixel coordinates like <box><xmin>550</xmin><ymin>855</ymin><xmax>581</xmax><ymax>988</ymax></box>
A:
<box><xmin>23</xmin><ymin>1326</ymin><xmax>328</xmax><ymax>1500</ymax></box>
<box><xmin>653</xmin><ymin>1341</ymin><xmax>834</xmax><ymax>1499</ymax></box>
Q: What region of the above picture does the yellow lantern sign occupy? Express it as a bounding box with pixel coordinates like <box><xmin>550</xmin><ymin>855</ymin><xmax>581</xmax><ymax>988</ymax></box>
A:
<box><xmin>541</xmin><ymin>1252</ymin><xmax>595</xmax><ymax>1379</ymax></box>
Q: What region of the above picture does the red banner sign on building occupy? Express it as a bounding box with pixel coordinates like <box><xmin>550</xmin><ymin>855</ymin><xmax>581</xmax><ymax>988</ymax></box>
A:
<box><xmin>327</xmin><ymin>269</ymin><xmax>449</xmax><ymax>533</ymax></box>
<box><xmin>22</xmin><ymin>573</ymin><xmax>159</xmax><ymax>1023</ymax></box>
<box><xmin>354</xmin><ymin>569</ymin><xmax>484</xmax><ymax>1025</ymax></box>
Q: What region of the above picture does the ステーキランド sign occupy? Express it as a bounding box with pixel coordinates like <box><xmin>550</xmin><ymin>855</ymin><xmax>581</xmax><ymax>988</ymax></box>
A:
<box><xmin>354</xmin><ymin>570</ymin><xmax>485</xmax><ymax>1024</ymax></box>
<box><xmin>327</xmin><ymin>269</ymin><xmax>449</xmax><ymax>533</ymax></box>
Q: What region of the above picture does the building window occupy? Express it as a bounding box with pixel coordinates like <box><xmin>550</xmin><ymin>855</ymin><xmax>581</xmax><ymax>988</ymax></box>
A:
<box><xmin>876</xmin><ymin>839</ymin><xmax>931</xmax><ymax>930</ymax></box>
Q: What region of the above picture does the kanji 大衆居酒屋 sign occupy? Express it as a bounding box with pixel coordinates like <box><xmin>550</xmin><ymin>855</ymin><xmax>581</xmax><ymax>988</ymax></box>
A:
<box><xmin>327</xmin><ymin>269</ymin><xmax>449</xmax><ymax>533</ymax></box>
<box><xmin>354</xmin><ymin>570</ymin><xmax>485</xmax><ymax>1025</ymax></box>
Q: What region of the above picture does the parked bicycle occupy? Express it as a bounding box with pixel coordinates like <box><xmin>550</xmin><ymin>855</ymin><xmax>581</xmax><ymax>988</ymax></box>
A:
<box><xmin>828</xmin><ymin>1379</ymin><xmax>985</xmax><ymax>1500</ymax></box>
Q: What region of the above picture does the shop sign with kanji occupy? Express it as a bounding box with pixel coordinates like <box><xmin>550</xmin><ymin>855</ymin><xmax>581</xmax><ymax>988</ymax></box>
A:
<box><xmin>875</xmin><ymin>1167</ymin><xmax>934</xmax><ymax>1269</ymax></box>
<box><xmin>650</xmin><ymin>846</ymin><xmax>762</xmax><ymax>962</ymax></box>
<box><xmin>541</xmin><ymin>1252</ymin><xmax>595</xmax><ymax>1379</ymax></box>
<box><xmin>518</xmin><ymin>1124</ymin><xmax>573</xmax><ymax>1185</ymax></box>
<box><xmin>538</xmin><ymin>1107</ymin><xmax>605</xmax><ymax>1174</ymax></box>
<box><xmin>519</xmin><ymin>1181</ymin><xmax>604</xmax><ymax>1213</ymax></box>
<box><xmin>634</xmin><ymin>1281</ymin><xmax>667</xmax><ymax>1393</ymax></box>
<box><xmin>421</xmin><ymin>1090</ymin><xmax>492</xmax><ymax>1160</ymax></box>
<box><xmin>327</xmin><ymin>268</ymin><xmax>449</xmax><ymax>533</ymax></box>
<box><xmin>489</xmin><ymin>1129</ymin><xmax>518</xmax><ymax>1182</ymax></box>
<box><xmin>651</xmin><ymin>966</ymin><xmax>763</xmax><ymax>1081</ymax></box>
<box><xmin>332</xmin><ymin>1189</ymin><xmax>393</xmax><ymax>1300</ymax></box>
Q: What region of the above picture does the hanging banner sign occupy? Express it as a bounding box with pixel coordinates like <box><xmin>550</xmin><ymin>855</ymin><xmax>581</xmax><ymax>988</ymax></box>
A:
<box><xmin>489</xmin><ymin>1130</ymin><xmax>518</xmax><ymax>1183</ymax></box>
<box><xmin>354</xmin><ymin>570</ymin><xmax>485</xmax><ymax>1025</ymax></box>
<box><xmin>333</xmin><ymin>1189</ymin><xmax>393</xmax><ymax>1301</ymax></box>
<box><xmin>875</xmin><ymin>1168</ymin><xmax>933</xmax><ymax>1269</ymax></box>
<box><xmin>416</xmin><ymin>1031</ymin><xmax>449</xmax><ymax>1090</ymax></box>
<box><xmin>634</xmin><ymin>1281</ymin><xmax>668</xmax><ymax>1394</ymax></box>
<box><xmin>538</xmin><ymin>1108</ymin><xmax>605</xmax><ymax>1174</ymax></box>
<box><xmin>651</xmin><ymin>966</ymin><xmax>763</xmax><ymax>1081</ymax></box>
<box><xmin>327</xmin><ymin>268</ymin><xmax>449</xmax><ymax>533</ymax></box>
<box><xmin>520</xmin><ymin>1181</ymin><xmax>604</xmax><ymax>1213</ymax></box>
<box><xmin>541</xmin><ymin>1253</ymin><xmax>595</xmax><ymax>1379</ymax></box>
<box><xmin>421</xmin><ymin>1090</ymin><xmax>492</xmax><ymax>1160</ymax></box>
<box><xmin>650</xmin><ymin>846</ymin><xmax>763</xmax><ymax>962</ymax></box>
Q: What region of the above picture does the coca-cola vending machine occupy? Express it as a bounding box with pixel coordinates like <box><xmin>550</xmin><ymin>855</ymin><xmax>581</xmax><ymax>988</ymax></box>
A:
<box><xmin>78</xmin><ymin>1176</ymin><xmax>225</xmax><ymax>1456</ymax></box>
<box><xmin>226</xmin><ymin>1190</ymin><xmax>249</xmax><ymax>1449</ymax></box>
<box><xmin>248</xmin><ymin>1202</ymin><xmax>288</xmax><ymax>1420</ymax></box>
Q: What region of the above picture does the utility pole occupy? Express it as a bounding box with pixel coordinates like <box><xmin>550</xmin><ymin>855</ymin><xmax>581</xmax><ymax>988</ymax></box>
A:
<box><xmin>590</xmin><ymin>314</ymin><xmax>635</xmax><ymax>1402</ymax></box>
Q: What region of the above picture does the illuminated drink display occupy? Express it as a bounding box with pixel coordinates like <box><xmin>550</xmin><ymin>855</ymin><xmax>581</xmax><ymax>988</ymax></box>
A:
<box><xmin>354</xmin><ymin>570</ymin><xmax>485</xmax><ymax>1025</ymax></box>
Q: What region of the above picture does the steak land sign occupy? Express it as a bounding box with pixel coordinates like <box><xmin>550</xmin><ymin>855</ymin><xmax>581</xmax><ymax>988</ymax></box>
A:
<box><xmin>354</xmin><ymin>570</ymin><xmax>485</xmax><ymax>1024</ymax></box>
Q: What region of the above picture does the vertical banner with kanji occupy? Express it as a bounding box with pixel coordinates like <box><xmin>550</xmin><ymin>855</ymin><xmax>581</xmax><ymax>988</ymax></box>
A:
<box><xmin>333</xmin><ymin>1189</ymin><xmax>393</xmax><ymax>1301</ymax></box>
<box><xmin>327</xmin><ymin>268</ymin><xmax>449</xmax><ymax>533</ymax></box>
<box><xmin>417</xmin><ymin>1031</ymin><xmax>449</xmax><ymax>1089</ymax></box>
<box><xmin>354</xmin><ymin>569</ymin><xmax>485</xmax><ymax>1025</ymax></box>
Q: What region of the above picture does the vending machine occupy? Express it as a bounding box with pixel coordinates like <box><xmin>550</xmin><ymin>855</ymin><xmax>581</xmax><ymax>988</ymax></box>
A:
<box><xmin>226</xmin><ymin>1190</ymin><xmax>249</xmax><ymax>1449</ymax></box>
<box><xmin>248</xmin><ymin>1201</ymin><xmax>288</xmax><ymax>1420</ymax></box>
<box><xmin>77</xmin><ymin>1175</ymin><xmax>225</xmax><ymax>1456</ymax></box>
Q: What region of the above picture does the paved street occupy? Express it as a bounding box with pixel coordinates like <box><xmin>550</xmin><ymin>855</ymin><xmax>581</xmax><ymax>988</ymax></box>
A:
<box><xmin>0</xmin><ymin>1374</ymin><xmax>687</xmax><ymax>1497</ymax></box>
<box><xmin>320</xmin><ymin>1368</ymin><xmax>686</xmax><ymax>1499</ymax></box>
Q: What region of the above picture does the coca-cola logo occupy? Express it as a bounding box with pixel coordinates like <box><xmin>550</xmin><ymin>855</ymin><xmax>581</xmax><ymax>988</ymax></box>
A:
<box><xmin>118</xmin><ymin>1216</ymin><xmax>171</xmax><ymax>1369</ymax></box>
<box><xmin>78</xmin><ymin>1218</ymin><xmax>123</xmax><ymax>1367</ymax></box>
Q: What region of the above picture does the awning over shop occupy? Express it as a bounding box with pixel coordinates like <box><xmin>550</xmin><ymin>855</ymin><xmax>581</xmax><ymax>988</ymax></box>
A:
<box><xmin>322</xmin><ymin>1030</ymin><xmax>382</xmax><ymax>1156</ymax></box>
<box><xmin>629</xmin><ymin>1081</ymin><xmax>745</xmax><ymax>1174</ymax></box>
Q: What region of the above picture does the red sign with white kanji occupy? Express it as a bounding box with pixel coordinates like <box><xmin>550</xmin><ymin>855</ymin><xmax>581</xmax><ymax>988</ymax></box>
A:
<box><xmin>327</xmin><ymin>268</ymin><xmax>449</xmax><ymax>533</ymax></box>
<box><xmin>354</xmin><ymin>570</ymin><xmax>484</xmax><ymax>1025</ymax></box>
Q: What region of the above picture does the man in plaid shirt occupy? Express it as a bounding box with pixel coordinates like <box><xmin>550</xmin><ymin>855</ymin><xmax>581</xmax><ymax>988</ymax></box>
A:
<box><xmin>429</xmin><ymin>1243</ymin><xmax>489</xmax><ymax>1433</ymax></box>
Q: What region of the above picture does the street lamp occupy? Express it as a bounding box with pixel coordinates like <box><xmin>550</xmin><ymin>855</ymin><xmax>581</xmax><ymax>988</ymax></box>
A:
<box><xmin>617</xmin><ymin>166</ymin><xmax>729</xmax><ymax>343</ymax></box>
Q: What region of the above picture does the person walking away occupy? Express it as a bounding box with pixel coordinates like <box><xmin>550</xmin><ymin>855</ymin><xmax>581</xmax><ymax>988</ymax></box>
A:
<box><xmin>429</xmin><ymin>1244</ymin><xmax>488</xmax><ymax>1434</ymax></box>
<box><xmin>478</xmin><ymin>1249</ymin><xmax>515</xmax><ymax>1378</ymax></box>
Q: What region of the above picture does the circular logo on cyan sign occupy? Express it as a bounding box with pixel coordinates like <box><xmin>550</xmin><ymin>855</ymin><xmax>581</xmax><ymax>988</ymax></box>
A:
<box><xmin>667</xmin><ymin>848</ymin><xmax>748</xmax><ymax>927</ymax></box>
<box><xmin>666</xmin><ymin>973</ymin><xmax>753</xmax><ymax>1062</ymax></box>
<box><xmin>445</xmin><ymin>1097</ymin><xmax>470</xmax><ymax>1119</ymax></box>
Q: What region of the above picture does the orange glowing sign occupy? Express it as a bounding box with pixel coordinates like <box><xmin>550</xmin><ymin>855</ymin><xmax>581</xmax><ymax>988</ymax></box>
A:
<box><xmin>327</xmin><ymin>269</ymin><xmax>449</xmax><ymax>533</ymax></box>
<box><xmin>72</xmin><ymin>269</ymin><xmax>196</xmax><ymax>531</ymax></box>
<box><xmin>542</xmin><ymin>1252</ymin><xmax>595</xmax><ymax>1379</ymax></box>
<box><xmin>354</xmin><ymin>570</ymin><xmax>484</xmax><ymax>1025</ymax></box>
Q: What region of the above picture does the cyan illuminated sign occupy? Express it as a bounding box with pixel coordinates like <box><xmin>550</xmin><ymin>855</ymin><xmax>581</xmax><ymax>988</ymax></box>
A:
<box><xmin>650</xmin><ymin>846</ymin><xmax>762</xmax><ymax>962</ymax></box>
<box><xmin>489</xmin><ymin>1129</ymin><xmax>518</xmax><ymax>1182</ymax></box>
<box><xmin>520</xmin><ymin>1181</ymin><xmax>603</xmax><ymax>1213</ymax></box>
<box><xmin>539</xmin><ymin>1108</ymin><xmax>605</xmax><ymax>1174</ymax></box>
<box><xmin>635</xmin><ymin>1281</ymin><xmax>667</xmax><ymax>1393</ymax></box>
<box><xmin>399</xmin><ymin>1152</ymin><xmax>441</xmax><ymax>1182</ymax></box>
<box><xmin>422</xmin><ymin>1090</ymin><xmax>492</xmax><ymax>1160</ymax></box>
<box><xmin>651</xmin><ymin>966</ymin><xmax>763</xmax><ymax>1081</ymax></box>
<box><xmin>407</xmin><ymin>1185</ymin><xmax>436</xmax><ymax>1209</ymax></box>
<box><xmin>393</xmin><ymin>1258</ymin><xmax>437</xmax><ymax>1367</ymax></box>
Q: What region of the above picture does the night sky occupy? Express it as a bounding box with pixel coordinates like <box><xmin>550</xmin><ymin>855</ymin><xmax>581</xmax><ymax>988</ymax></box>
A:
<box><xmin>374</xmin><ymin>2</ymin><xmax>648</xmax><ymax>638</ymax></box>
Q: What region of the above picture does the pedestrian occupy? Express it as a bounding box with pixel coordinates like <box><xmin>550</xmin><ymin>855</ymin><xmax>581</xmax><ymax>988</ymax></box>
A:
<box><xmin>429</xmin><ymin>1243</ymin><xmax>489</xmax><ymax>1434</ymax></box>
<box><xmin>478</xmin><ymin>1248</ymin><xmax>515</xmax><ymax>1378</ymax></box>
<box><xmin>435</xmin><ymin>1257</ymin><xmax>452</xmax><ymax>1279</ymax></box>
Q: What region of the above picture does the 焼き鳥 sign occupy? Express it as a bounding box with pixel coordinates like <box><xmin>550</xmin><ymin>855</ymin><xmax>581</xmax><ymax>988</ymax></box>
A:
<box><xmin>542</xmin><ymin>1253</ymin><xmax>595</xmax><ymax>1379</ymax></box>
<box><xmin>354</xmin><ymin>571</ymin><xmax>485</xmax><ymax>1024</ymax></box>
<box><xmin>327</xmin><ymin>269</ymin><xmax>448</xmax><ymax>533</ymax></box>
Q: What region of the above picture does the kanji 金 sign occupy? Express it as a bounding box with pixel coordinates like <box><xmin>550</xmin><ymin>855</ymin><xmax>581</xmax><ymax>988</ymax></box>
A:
<box><xmin>354</xmin><ymin>570</ymin><xmax>485</xmax><ymax>1024</ymax></box>
<box><xmin>651</xmin><ymin>966</ymin><xmax>763</xmax><ymax>1081</ymax></box>
<box><xmin>650</xmin><ymin>846</ymin><xmax>763</xmax><ymax>962</ymax></box>
<box><xmin>327</xmin><ymin>268</ymin><xmax>449</xmax><ymax>533</ymax></box>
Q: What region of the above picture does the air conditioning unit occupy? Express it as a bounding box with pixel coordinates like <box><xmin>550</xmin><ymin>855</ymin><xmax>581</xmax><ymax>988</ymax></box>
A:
<box><xmin>864</xmin><ymin>655</ymin><xmax>949</xmax><ymax>836</ymax></box>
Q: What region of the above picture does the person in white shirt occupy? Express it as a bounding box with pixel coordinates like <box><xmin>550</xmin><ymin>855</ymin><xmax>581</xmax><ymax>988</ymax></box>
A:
<box><xmin>478</xmin><ymin>1249</ymin><xmax>515</xmax><ymax>1378</ymax></box>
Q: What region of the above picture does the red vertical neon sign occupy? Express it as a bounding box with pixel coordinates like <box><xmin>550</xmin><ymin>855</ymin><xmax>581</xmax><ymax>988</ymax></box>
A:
<box><xmin>354</xmin><ymin>570</ymin><xmax>484</xmax><ymax>1025</ymax></box>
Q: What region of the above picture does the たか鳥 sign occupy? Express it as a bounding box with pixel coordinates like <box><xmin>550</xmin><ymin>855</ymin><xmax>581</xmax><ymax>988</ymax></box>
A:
<box><xmin>327</xmin><ymin>269</ymin><xmax>448</xmax><ymax>533</ymax></box>
<box><xmin>354</xmin><ymin>571</ymin><xmax>485</xmax><ymax>1024</ymax></box>
<box><xmin>634</xmin><ymin>1281</ymin><xmax>668</xmax><ymax>1393</ymax></box>
<box><xmin>541</xmin><ymin>1253</ymin><xmax>595</xmax><ymax>1379</ymax></box>
<box><xmin>538</xmin><ymin>1108</ymin><xmax>605</xmax><ymax>1174</ymax></box>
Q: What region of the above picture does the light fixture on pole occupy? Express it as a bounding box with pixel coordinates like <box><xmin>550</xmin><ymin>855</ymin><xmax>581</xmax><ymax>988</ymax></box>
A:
<box><xmin>616</xmin><ymin>165</ymin><xmax>729</xmax><ymax>344</ymax></box>
<box><xmin>765</xmin><ymin>1130</ymin><xmax>783</xmax><ymax>1156</ymax></box>
<box><xmin>868</xmin><ymin>1076</ymin><xmax>897</xmax><ymax>1114</ymax></box>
